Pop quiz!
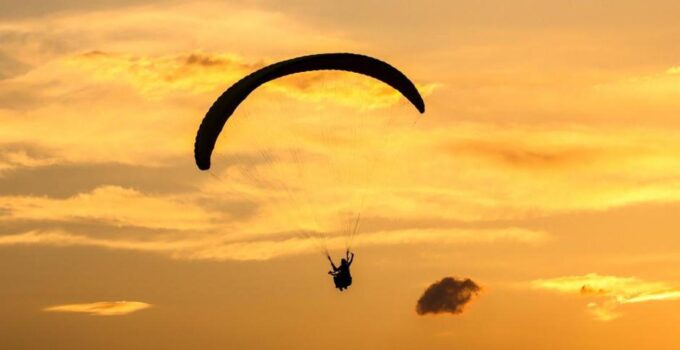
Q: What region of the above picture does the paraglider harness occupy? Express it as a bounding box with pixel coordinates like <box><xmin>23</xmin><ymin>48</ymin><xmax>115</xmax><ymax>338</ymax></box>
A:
<box><xmin>328</xmin><ymin>251</ymin><xmax>354</xmax><ymax>291</ymax></box>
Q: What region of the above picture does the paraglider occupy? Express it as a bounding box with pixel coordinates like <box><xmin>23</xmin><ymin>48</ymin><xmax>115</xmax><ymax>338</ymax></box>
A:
<box><xmin>194</xmin><ymin>53</ymin><xmax>425</xmax><ymax>291</ymax></box>
<box><xmin>194</xmin><ymin>53</ymin><xmax>425</xmax><ymax>171</ymax></box>
<box><xmin>328</xmin><ymin>250</ymin><xmax>354</xmax><ymax>291</ymax></box>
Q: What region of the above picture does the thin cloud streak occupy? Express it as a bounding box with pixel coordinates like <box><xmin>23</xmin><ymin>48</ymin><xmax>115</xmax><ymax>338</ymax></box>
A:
<box><xmin>0</xmin><ymin>186</ymin><xmax>217</xmax><ymax>230</ymax></box>
<box><xmin>532</xmin><ymin>273</ymin><xmax>680</xmax><ymax>321</ymax></box>
<box><xmin>67</xmin><ymin>51</ymin><xmax>437</xmax><ymax>108</ymax></box>
<box><xmin>44</xmin><ymin>301</ymin><xmax>151</xmax><ymax>316</ymax></box>
<box><xmin>0</xmin><ymin>227</ymin><xmax>548</xmax><ymax>261</ymax></box>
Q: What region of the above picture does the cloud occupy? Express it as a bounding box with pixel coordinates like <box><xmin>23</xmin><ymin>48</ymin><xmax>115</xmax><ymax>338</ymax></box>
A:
<box><xmin>65</xmin><ymin>51</ymin><xmax>260</xmax><ymax>97</ymax></box>
<box><xmin>0</xmin><ymin>1</ymin><xmax>357</xmax><ymax>56</ymax></box>
<box><xmin>188</xmin><ymin>227</ymin><xmax>548</xmax><ymax>261</ymax></box>
<box><xmin>0</xmin><ymin>227</ymin><xmax>548</xmax><ymax>262</ymax></box>
<box><xmin>0</xmin><ymin>51</ymin><xmax>30</xmax><ymax>80</ymax></box>
<box><xmin>44</xmin><ymin>301</ymin><xmax>151</xmax><ymax>316</ymax></box>
<box><xmin>3</xmin><ymin>1</ymin><xmax>680</xmax><ymax>229</ymax></box>
<box><xmin>590</xmin><ymin>67</ymin><xmax>680</xmax><ymax>115</ymax></box>
<box><xmin>532</xmin><ymin>273</ymin><xmax>680</xmax><ymax>321</ymax></box>
<box><xmin>0</xmin><ymin>186</ymin><xmax>217</xmax><ymax>230</ymax></box>
<box><xmin>0</xmin><ymin>1</ymin><xmax>365</xmax><ymax>167</ymax></box>
<box><xmin>428</xmin><ymin>123</ymin><xmax>680</xmax><ymax>220</ymax></box>
<box><xmin>416</xmin><ymin>277</ymin><xmax>481</xmax><ymax>315</ymax></box>
<box><xmin>357</xmin><ymin>227</ymin><xmax>547</xmax><ymax>246</ymax></box>
<box><xmin>666</xmin><ymin>66</ymin><xmax>680</xmax><ymax>75</ymax></box>
<box><xmin>448</xmin><ymin>139</ymin><xmax>599</xmax><ymax>170</ymax></box>
<box><xmin>0</xmin><ymin>0</ymin><xmax>172</xmax><ymax>20</ymax></box>
<box><xmin>0</xmin><ymin>161</ymin><xmax>198</xmax><ymax>197</ymax></box>
<box><xmin>0</xmin><ymin>230</ymin><xmax>197</xmax><ymax>253</ymax></box>
<box><xmin>66</xmin><ymin>50</ymin><xmax>436</xmax><ymax>109</ymax></box>
<box><xmin>197</xmin><ymin>121</ymin><xmax>680</xmax><ymax>230</ymax></box>
<box><xmin>0</xmin><ymin>143</ymin><xmax>58</xmax><ymax>171</ymax></box>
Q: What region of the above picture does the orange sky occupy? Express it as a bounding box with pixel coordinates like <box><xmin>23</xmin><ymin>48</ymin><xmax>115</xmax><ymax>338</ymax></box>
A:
<box><xmin>2</xmin><ymin>1</ymin><xmax>680</xmax><ymax>349</ymax></box>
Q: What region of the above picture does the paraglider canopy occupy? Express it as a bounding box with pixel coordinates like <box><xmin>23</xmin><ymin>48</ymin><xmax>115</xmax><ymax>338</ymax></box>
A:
<box><xmin>194</xmin><ymin>53</ymin><xmax>425</xmax><ymax>171</ymax></box>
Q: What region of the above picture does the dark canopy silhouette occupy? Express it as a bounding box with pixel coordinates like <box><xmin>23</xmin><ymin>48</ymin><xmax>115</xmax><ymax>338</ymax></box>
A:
<box><xmin>194</xmin><ymin>53</ymin><xmax>425</xmax><ymax>170</ymax></box>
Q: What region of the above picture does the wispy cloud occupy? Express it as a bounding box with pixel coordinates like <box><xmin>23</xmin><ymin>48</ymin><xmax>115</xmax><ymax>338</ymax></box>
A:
<box><xmin>0</xmin><ymin>186</ymin><xmax>217</xmax><ymax>230</ymax></box>
<box><xmin>65</xmin><ymin>51</ymin><xmax>260</xmax><ymax>97</ymax></box>
<box><xmin>44</xmin><ymin>301</ymin><xmax>151</xmax><ymax>316</ymax></box>
<box><xmin>65</xmin><ymin>50</ymin><xmax>437</xmax><ymax>109</ymax></box>
<box><xmin>0</xmin><ymin>143</ymin><xmax>59</xmax><ymax>171</ymax></box>
<box><xmin>448</xmin><ymin>139</ymin><xmax>599</xmax><ymax>170</ymax></box>
<box><xmin>431</xmin><ymin>124</ymin><xmax>680</xmax><ymax>219</ymax></box>
<box><xmin>0</xmin><ymin>1</ymin><xmax>365</xmax><ymax>167</ymax></box>
<box><xmin>600</xmin><ymin>66</ymin><xmax>680</xmax><ymax>96</ymax></box>
<box><xmin>532</xmin><ymin>273</ymin><xmax>680</xmax><ymax>321</ymax></box>
<box><xmin>0</xmin><ymin>227</ymin><xmax>548</xmax><ymax>261</ymax></box>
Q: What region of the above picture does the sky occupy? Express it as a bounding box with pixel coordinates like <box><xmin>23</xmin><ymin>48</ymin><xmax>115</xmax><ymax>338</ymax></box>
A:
<box><xmin>1</xmin><ymin>0</ymin><xmax>680</xmax><ymax>349</ymax></box>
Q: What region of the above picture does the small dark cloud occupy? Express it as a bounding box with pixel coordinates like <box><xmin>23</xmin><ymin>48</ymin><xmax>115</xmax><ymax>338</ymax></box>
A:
<box><xmin>416</xmin><ymin>277</ymin><xmax>481</xmax><ymax>315</ymax></box>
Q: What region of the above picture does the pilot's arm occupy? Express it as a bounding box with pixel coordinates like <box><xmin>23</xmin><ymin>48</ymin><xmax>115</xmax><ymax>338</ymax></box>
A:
<box><xmin>327</xmin><ymin>255</ymin><xmax>338</xmax><ymax>271</ymax></box>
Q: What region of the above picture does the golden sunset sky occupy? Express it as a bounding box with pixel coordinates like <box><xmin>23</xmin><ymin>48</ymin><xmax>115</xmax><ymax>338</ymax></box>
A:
<box><xmin>2</xmin><ymin>1</ymin><xmax>680</xmax><ymax>349</ymax></box>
